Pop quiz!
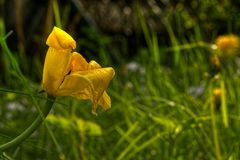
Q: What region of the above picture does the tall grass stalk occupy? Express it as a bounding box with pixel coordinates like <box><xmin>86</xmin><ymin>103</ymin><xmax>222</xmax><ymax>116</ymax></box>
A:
<box><xmin>220</xmin><ymin>80</ymin><xmax>228</xmax><ymax>128</ymax></box>
<box><xmin>53</xmin><ymin>0</ymin><xmax>62</xmax><ymax>28</ymax></box>
<box><xmin>163</xmin><ymin>19</ymin><xmax>180</xmax><ymax>65</ymax></box>
<box><xmin>210</xmin><ymin>85</ymin><xmax>222</xmax><ymax>160</ymax></box>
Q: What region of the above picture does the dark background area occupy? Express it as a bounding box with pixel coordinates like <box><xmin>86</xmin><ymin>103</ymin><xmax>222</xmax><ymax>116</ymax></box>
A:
<box><xmin>2</xmin><ymin>0</ymin><xmax>240</xmax><ymax>65</ymax></box>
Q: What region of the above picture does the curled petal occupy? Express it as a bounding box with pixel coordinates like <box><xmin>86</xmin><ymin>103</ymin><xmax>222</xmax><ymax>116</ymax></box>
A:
<box><xmin>56</xmin><ymin>73</ymin><xmax>94</xmax><ymax>97</ymax></box>
<box><xmin>70</xmin><ymin>52</ymin><xmax>89</xmax><ymax>72</ymax></box>
<box><xmin>42</xmin><ymin>48</ymin><xmax>72</xmax><ymax>95</ymax></box>
<box><xmin>97</xmin><ymin>91</ymin><xmax>111</xmax><ymax>111</ymax></box>
<box><xmin>56</xmin><ymin>73</ymin><xmax>97</xmax><ymax>114</ymax></box>
<box><xmin>56</xmin><ymin>67</ymin><xmax>115</xmax><ymax>114</ymax></box>
<box><xmin>46</xmin><ymin>27</ymin><xmax>76</xmax><ymax>50</ymax></box>
<box><xmin>88</xmin><ymin>60</ymin><xmax>101</xmax><ymax>70</ymax></box>
<box><xmin>76</xmin><ymin>67</ymin><xmax>115</xmax><ymax>113</ymax></box>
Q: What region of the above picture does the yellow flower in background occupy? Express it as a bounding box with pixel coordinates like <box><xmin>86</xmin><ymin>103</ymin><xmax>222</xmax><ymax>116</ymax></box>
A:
<box><xmin>42</xmin><ymin>27</ymin><xmax>115</xmax><ymax>114</ymax></box>
<box><xmin>213</xmin><ymin>88</ymin><xmax>221</xmax><ymax>98</ymax></box>
<box><xmin>215</xmin><ymin>34</ymin><xmax>240</xmax><ymax>57</ymax></box>
<box><xmin>210</xmin><ymin>54</ymin><xmax>220</xmax><ymax>67</ymax></box>
<box><xmin>213</xmin><ymin>87</ymin><xmax>221</xmax><ymax>107</ymax></box>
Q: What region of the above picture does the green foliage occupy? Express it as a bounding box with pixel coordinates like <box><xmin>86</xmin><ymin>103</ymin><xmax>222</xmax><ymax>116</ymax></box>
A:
<box><xmin>46</xmin><ymin>114</ymin><xmax>102</xmax><ymax>136</ymax></box>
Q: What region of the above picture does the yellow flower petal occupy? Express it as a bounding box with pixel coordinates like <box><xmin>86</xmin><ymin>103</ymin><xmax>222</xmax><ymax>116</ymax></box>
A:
<box><xmin>56</xmin><ymin>73</ymin><xmax>94</xmax><ymax>96</ymax></box>
<box><xmin>97</xmin><ymin>91</ymin><xmax>111</xmax><ymax>110</ymax></box>
<box><xmin>75</xmin><ymin>67</ymin><xmax>115</xmax><ymax>113</ymax></box>
<box><xmin>56</xmin><ymin>67</ymin><xmax>114</xmax><ymax>114</ymax></box>
<box><xmin>42</xmin><ymin>48</ymin><xmax>72</xmax><ymax>95</ymax></box>
<box><xmin>46</xmin><ymin>27</ymin><xmax>76</xmax><ymax>50</ymax></box>
<box><xmin>43</xmin><ymin>27</ymin><xmax>78</xmax><ymax>95</ymax></box>
<box><xmin>88</xmin><ymin>60</ymin><xmax>101</xmax><ymax>70</ymax></box>
<box><xmin>70</xmin><ymin>52</ymin><xmax>88</xmax><ymax>72</ymax></box>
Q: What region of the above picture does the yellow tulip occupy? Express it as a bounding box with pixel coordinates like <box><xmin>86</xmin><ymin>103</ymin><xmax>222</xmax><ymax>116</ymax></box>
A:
<box><xmin>42</xmin><ymin>27</ymin><xmax>115</xmax><ymax>114</ymax></box>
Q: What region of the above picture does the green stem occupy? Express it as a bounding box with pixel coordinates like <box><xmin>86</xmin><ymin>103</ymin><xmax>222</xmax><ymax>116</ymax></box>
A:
<box><xmin>0</xmin><ymin>95</ymin><xmax>55</xmax><ymax>151</ymax></box>
<box><xmin>53</xmin><ymin>0</ymin><xmax>62</xmax><ymax>28</ymax></box>
<box><xmin>210</xmin><ymin>89</ymin><xmax>222</xmax><ymax>160</ymax></box>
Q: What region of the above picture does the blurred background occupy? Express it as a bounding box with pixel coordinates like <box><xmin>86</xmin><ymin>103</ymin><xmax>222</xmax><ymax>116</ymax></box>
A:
<box><xmin>1</xmin><ymin>0</ymin><xmax>240</xmax><ymax>159</ymax></box>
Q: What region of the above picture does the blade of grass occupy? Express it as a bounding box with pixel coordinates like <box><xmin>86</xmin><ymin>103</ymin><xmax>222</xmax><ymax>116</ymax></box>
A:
<box><xmin>210</xmin><ymin>84</ymin><xmax>222</xmax><ymax>160</ymax></box>
<box><xmin>136</xmin><ymin>3</ymin><xmax>152</xmax><ymax>51</ymax></box>
<box><xmin>116</xmin><ymin>130</ymin><xmax>147</xmax><ymax>160</ymax></box>
<box><xmin>163</xmin><ymin>18</ymin><xmax>180</xmax><ymax>65</ymax></box>
<box><xmin>45</xmin><ymin>121</ymin><xmax>65</xmax><ymax>159</ymax></box>
<box><xmin>126</xmin><ymin>132</ymin><xmax>167</xmax><ymax>160</ymax></box>
<box><xmin>152</xmin><ymin>33</ymin><xmax>160</xmax><ymax>64</ymax></box>
<box><xmin>220</xmin><ymin>80</ymin><xmax>228</xmax><ymax>128</ymax></box>
<box><xmin>53</xmin><ymin>0</ymin><xmax>62</xmax><ymax>28</ymax></box>
<box><xmin>192</xmin><ymin>127</ymin><xmax>215</xmax><ymax>158</ymax></box>
<box><xmin>115</xmin><ymin>122</ymin><xmax>139</xmax><ymax>147</ymax></box>
<box><xmin>162</xmin><ymin>41</ymin><xmax>208</xmax><ymax>53</ymax></box>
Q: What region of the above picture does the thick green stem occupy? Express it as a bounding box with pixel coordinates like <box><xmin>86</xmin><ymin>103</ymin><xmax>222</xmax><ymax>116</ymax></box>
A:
<box><xmin>0</xmin><ymin>95</ymin><xmax>55</xmax><ymax>151</ymax></box>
